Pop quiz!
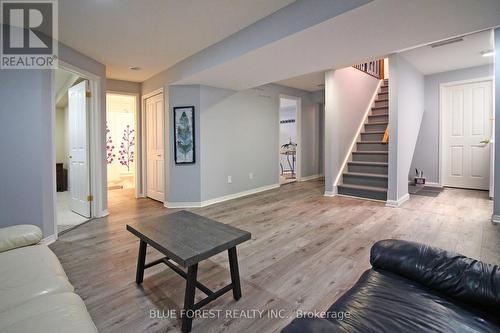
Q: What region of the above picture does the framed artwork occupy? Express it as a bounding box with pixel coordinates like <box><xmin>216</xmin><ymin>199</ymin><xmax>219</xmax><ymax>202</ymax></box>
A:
<box><xmin>173</xmin><ymin>106</ymin><xmax>195</xmax><ymax>164</ymax></box>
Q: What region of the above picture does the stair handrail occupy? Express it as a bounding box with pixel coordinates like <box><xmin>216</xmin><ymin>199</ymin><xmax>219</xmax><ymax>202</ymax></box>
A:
<box><xmin>353</xmin><ymin>59</ymin><xmax>385</xmax><ymax>80</ymax></box>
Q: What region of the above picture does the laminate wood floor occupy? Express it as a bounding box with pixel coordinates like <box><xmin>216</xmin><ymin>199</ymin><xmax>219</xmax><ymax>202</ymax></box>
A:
<box><xmin>50</xmin><ymin>179</ymin><xmax>500</xmax><ymax>333</ymax></box>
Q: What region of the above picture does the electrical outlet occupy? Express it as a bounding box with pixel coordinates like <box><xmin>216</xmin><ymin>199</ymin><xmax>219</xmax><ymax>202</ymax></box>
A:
<box><xmin>227</xmin><ymin>176</ymin><xmax>232</xmax><ymax>184</ymax></box>
<box><xmin>249</xmin><ymin>172</ymin><xmax>254</xmax><ymax>179</ymax></box>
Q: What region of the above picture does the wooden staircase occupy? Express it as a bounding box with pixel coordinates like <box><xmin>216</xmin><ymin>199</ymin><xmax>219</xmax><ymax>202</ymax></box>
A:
<box><xmin>337</xmin><ymin>79</ymin><xmax>389</xmax><ymax>201</ymax></box>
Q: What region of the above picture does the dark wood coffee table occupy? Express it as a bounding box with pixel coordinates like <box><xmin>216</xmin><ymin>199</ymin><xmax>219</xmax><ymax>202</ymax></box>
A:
<box><xmin>126</xmin><ymin>210</ymin><xmax>251</xmax><ymax>332</ymax></box>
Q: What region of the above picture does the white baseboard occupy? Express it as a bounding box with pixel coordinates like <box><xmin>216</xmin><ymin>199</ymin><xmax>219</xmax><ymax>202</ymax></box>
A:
<box><xmin>492</xmin><ymin>215</ymin><xmax>500</xmax><ymax>224</ymax></box>
<box><xmin>386</xmin><ymin>193</ymin><xmax>410</xmax><ymax>208</ymax></box>
<box><xmin>424</xmin><ymin>182</ymin><xmax>442</xmax><ymax>188</ymax></box>
<box><xmin>324</xmin><ymin>186</ymin><xmax>338</xmax><ymax>197</ymax></box>
<box><xmin>98</xmin><ymin>209</ymin><xmax>109</xmax><ymax>218</ymax></box>
<box><xmin>41</xmin><ymin>234</ymin><xmax>57</xmax><ymax>246</ymax></box>
<box><xmin>300</xmin><ymin>174</ymin><xmax>323</xmax><ymax>182</ymax></box>
<box><xmin>165</xmin><ymin>183</ymin><xmax>280</xmax><ymax>209</ymax></box>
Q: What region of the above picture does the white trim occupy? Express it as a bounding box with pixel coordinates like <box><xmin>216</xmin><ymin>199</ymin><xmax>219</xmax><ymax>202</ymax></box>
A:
<box><xmin>438</xmin><ymin>76</ymin><xmax>493</xmax><ymax>188</ymax></box>
<box><xmin>107</xmin><ymin>90</ymin><xmax>141</xmax><ymax>198</ymax></box>
<box><xmin>337</xmin><ymin>193</ymin><xmax>386</xmax><ymax>203</ymax></box>
<box><xmin>491</xmin><ymin>215</ymin><xmax>500</xmax><ymax>224</ymax></box>
<box><xmin>424</xmin><ymin>182</ymin><xmax>443</xmax><ymax>188</ymax></box>
<box><xmin>165</xmin><ymin>183</ymin><xmax>280</xmax><ymax>208</ymax></box>
<box><xmin>300</xmin><ymin>174</ymin><xmax>323</xmax><ymax>182</ymax></box>
<box><xmin>333</xmin><ymin>80</ymin><xmax>383</xmax><ymax>188</ymax></box>
<box><xmin>386</xmin><ymin>193</ymin><xmax>410</xmax><ymax>207</ymax></box>
<box><xmin>41</xmin><ymin>234</ymin><xmax>57</xmax><ymax>246</ymax></box>
<box><xmin>278</xmin><ymin>94</ymin><xmax>302</xmax><ymax>182</ymax></box>
<box><xmin>324</xmin><ymin>186</ymin><xmax>338</xmax><ymax>197</ymax></box>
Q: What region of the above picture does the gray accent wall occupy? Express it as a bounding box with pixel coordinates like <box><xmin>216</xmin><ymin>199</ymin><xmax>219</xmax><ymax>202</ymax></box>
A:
<box><xmin>410</xmin><ymin>65</ymin><xmax>493</xmax><ymax>184</ymax></box>
<box><xmin>167</xmin><ymin>83</ymin><xmax>323</xmax><ymax>203</ymax></box>
<box><xmin>0</xmin><ymin>70</ymin><xmax>52</xmax><ymax>235</ymax></box>
<box><xmin>388</xmin><ymin>54</ymin><xmax>425</xmax><ymax>202</ymax></box>
<box><xmin>168</xmin><ymin>85</ymin><xmax>202</xmax><ymax>203</ymax></box>
<box><xmin>494</xmin><ymin>28</ymin><xmax>500</xmax><ymax>220</ymax></box>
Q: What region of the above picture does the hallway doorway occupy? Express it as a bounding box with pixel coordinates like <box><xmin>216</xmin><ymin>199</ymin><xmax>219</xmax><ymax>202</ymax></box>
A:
<box><xmin>279</xmin><ymin>96</ymin><xmax>301</xmax><ymax>184</ymax></box>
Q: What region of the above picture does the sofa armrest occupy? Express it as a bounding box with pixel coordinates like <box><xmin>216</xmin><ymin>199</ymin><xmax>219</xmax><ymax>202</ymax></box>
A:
<box><xmin>370</xmin><ymin>239</ymin><xmax>500</xmax><ymax>311</ymax></box>
<box><xmin>0</xmin><ymin>225</ymin><xmax>42</xmax><ymax>253</ymax></box>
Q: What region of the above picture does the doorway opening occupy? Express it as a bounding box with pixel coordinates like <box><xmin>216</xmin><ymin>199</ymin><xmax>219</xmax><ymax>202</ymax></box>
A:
<box><xmin>54</xmin><ymin>68</ymin><xmax>90</xmax><ymax>233</ymax></box>
<box><xmin>106</xmin><ymin>93</ymin><xmax>137</xmax><ymax>199</ymax></box>
<box><xmin>279</xmin><ymin>96</ymin><xmax>301</xmax><ymax>185</ymax></box>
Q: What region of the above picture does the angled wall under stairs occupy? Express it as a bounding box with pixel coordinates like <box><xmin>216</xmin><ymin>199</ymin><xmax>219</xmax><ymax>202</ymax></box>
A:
<box><xmin>337</xmin><ymin>79</ymin><xmax>389</xmax><ymax>201</ymax></box>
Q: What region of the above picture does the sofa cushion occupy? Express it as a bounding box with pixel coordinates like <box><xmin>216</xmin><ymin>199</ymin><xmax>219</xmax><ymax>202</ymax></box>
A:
<box><xmin>0</xmin><ymin>292</ymin><xmax>97</xmax><ymax>333</ymax></box>
<box><xmin>0</xmin><ymin>225</ymin><xmax>42</xmax><ymax>253</ymax></box>
<box><xmin>320</xmin><ymin>269</ymin><xmax>500</xmax><ymax>333</ymax></box>
<box><xmin>0</xmin><ymin>245</ymin><xmax>74</xmax><ymax>312</ymax></box>
<box><xmin>370</xmin><ymin>239</ymin><xmax>500</xmax><ymax>311</ymax></box>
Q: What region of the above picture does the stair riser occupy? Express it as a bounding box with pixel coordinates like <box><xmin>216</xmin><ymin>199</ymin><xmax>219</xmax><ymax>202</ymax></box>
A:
<box><xmin>357</xmin><ymin>142</ymin><xmax>388</xmax><ymax>151</ymax></box>
<box><xmin>361</xmin><ymin>132</ymin><xmax>384</xmax><ymax>141</ymax></box>
<box><xmin>368</xmin><ymin>115</ymin><xmax>388</xmax><ymax>123</ymax></box>
<box><xmin>365</xmin><ymin>123</ymin><xmax>387</xmax><ymax>132</ymax></box>
<box><xmin>338</xmin><ymin>186</ymin><xmax>387</xmax><ymax>201</ymax></box>
<box><xmin>378</xmin><ymin>92</ymin><xmax>388</xmax><ymax>99</ymax></box>
<box><xmin>352</xmin><ymin>153</ymin><xmax>388</xmax><ymax>163</ymax></box>
<box><xmin>374</xmin><ymin>100</ymin><xmax>388</xmax><ymax>107</ymax></box>
<box><xmin>343</xmin><ymin>174</ymin><xmax>388</xmax><ymax>188</ymax></box>
<box><xmin>372</xmin><ymin>108</ymin><xmax>389</xmax><ymax>116</ymax></box>
<box><xmin>348</xmin><ymin>164</ymin><xmax>388</xmax><ymax>175</ymax></box>
<box><xmin>380</xmin><ymin>86</ymin><xmax>388</xmax><ymax>93</ymax></box>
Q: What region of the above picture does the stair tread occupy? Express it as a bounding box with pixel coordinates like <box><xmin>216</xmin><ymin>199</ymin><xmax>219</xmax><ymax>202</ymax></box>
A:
<box><xmin>357</xmin><ymin>141</ymin><xmax>387</xmax><ymax>144</ymax></box>
<box><xmin>366</xmin><ymin>121</ymin><xmax>388</xmax><ymax>125</ymax></box>
<box><xmin>338</xmin><ymin>183</ymin><xmax>388</xmax><ymax>192</ymax></box>
<box><xmin>369</xmin><ymin>113</ymin><xmax>388</xmax><ymax>117</ymax></box>
<box><xmin>376</xmin><ymin>98</ymin><xmax>389</xmax><ymax>102</ymax></box>
<box><xmin>353</xmin><ymin>151</ymin><xmax>388</xmax><ymax>154</ymax></box>
<box><xmin>348</xmin><ymin>161</ymin><xmax>388</xmax><ymax>166</ymax></box>
<box><xmin>344</xmin><ymin>172</ymin><xmax>388</xmax><ymax>179</ymax></box>
<box><xmin>372</xmin><ymin>106</ymin><xmax>389</xmax><ymax>110</ymax></box>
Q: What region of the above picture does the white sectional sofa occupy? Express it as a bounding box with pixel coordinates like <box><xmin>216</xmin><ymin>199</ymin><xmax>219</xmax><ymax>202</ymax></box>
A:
<box><xmin>0</xmin><ymin>225</ymin><xmax>97</xmax><ymax>332</ymax></box>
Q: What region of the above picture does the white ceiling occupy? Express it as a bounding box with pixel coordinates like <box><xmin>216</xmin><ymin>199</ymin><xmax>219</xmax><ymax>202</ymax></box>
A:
<box><xmin>401</xmin><ymin>30</ymin><xmax>494</xmax><ymax>75</ymax></box>
<box><xmin>276</xmin><ymin>71</ymin><xmax>325</xmax><ymax>92</ymax></box>
<box><xmin>58</xmin><ymin>0</ymin><xmax>295</xmax><ymax>82</ymax></box>
<box><xmin>176</xmin><ymin>0</ymin><xmax>500</xmax><ymax>90</ymax></box>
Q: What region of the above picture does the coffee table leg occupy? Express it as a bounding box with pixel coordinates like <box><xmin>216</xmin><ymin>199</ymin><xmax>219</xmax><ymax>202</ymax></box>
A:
<box><xmin>135</xmin><ymin>240</ymin><xmax>147</xmax><ymax>284</ymax></box>
<box><xmin>182</xmin><ymin>264</ymin><xmax>198</xmax><ymax>333</ymax></box>
<box><xmin>228</xmin><ymin>247</ymin><xmax>242</xmax><ymax>300</ymax></box>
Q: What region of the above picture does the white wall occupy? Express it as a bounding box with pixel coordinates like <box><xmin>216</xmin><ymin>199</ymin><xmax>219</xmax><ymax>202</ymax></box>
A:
<box><xmin>324</xmin><ymin>67</ymin><xmax>380</xmax><ymax>194</ymax></box>
<box><xmin>410</xmin><ymin>65</ymin><xmax>493</xmax><ymax>184</ymax></box>
<box><xmin>387</xmin><ymin>54</ymin><xmax>425</xmax><ymax>204</ymax></box>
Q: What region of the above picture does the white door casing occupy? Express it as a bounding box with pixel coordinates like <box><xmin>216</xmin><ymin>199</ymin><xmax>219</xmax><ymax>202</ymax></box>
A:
<box><xmin>145</xmin><ymin>93</ymin><xmax>165</xmax><ymax>202</ymax></box>
<box><xmin>442</xmin><ymin>80</ymin><xmax>492</xmax><ymax>190</ymax></box>
<box><xmin>68</xmin><ymin>80</ymin><xmax>91</xmax><ymax>217</ymax></box>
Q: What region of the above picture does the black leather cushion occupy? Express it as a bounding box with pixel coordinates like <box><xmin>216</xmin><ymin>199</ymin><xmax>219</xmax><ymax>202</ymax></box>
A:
<box><xmin>283</xmin><ymin>269</ymin><xmax>500</xmax><ymax>333</ymax></box>
<box><xmin>370</xmin><ymin>239</ymin><xmax>500</xmax><ymax>312</ymax></box>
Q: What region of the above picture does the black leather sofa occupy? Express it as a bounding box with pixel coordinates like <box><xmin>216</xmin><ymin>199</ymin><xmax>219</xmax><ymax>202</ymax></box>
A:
<box><xmin>282</xmin><ymin>239</ymin><xmax>500</xmax><ymax>333</ymax></box>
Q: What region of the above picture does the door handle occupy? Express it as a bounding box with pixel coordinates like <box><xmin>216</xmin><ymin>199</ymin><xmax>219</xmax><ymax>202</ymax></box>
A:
<box><xmin>69</xmin><ymin>155</ymin><xmax>72</xmax><ymax>159</ymax></box>
<box><xmin>157</xmin><ymin>154</ymin><xmax>162</xmax><ymax>157</ymax></box>
<box><xmin>480</xmin><ymin>139</ymin><xmax>490</xmax><ymax>145</ymax></box>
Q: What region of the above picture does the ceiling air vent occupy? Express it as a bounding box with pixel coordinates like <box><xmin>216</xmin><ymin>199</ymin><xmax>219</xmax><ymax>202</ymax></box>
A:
<box><xmin>429</xmin><ymin>37</ymin><xmax>464</xmax><ymax>48</ymax></box>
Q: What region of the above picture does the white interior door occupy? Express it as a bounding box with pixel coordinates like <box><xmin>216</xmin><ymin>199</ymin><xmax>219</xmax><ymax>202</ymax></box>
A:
<box><xmin>145</xmin><ymin>93</ymin><xmax>165</xmax><ymax>202</ymax></box>
<box><xmin>68</xmin><ymin>80</ymin><xmax>91</xmax><ymax>217</ymax></box>
<box><xmin>442</xmin><ymin>80</ymin><xmax>492</xmax><ymax>190</ymax></box>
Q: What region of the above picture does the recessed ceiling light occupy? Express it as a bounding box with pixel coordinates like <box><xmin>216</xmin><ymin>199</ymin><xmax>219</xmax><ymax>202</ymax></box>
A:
<box><xmin>481</xmin><ymin>50</ymin><xmax>495</xmax><ymax>57</ymax></box>
<box><xmin>129</xmin><ymin>66</ymin><xmax>141</xmax><ymax>70</ymax></box>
